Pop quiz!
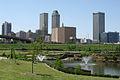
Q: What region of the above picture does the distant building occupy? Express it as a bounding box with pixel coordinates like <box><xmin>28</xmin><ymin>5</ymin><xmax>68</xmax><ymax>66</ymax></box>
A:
<box><xmin>76</xmin><ymin>38</ymin><xmax>92</xmax><ymax>44</ymax></box>
<box><xmin>52</xmin><ymin>26</ymin><xmax>76</xmax><ymax>43</ymax></box>
<box><xmin>26</xmin><ymin>30</ymin><xmax>37</xmax><ymax>40</ymax></box>
<box><xmin>52</xmin><ymin>10</ymin><xmax>60</xmax><ymax>28</ymax></box>
<box><xmin>2</xmin><ymin>21</ymin><xmax>12</xmax><ymax>35</ymax></box>
<box><xmin>44</xmin><ymin>34</ymin><xmax>51</xmax><ymax>42</ymax></box>
<box><xmin>100</xmin><ymin>32</ymin><xmax>119</xmax><ymax>43</ymax></box>
<box><xmin>8</xmin><ymin>32</ymin><xmax>16</xmax><ymax>37</ymax></box>
<box><xmin>36</xmin><ymin>29</ymin><xmax>41</xmax><ymax>36</ymax></box>
<box><xmin>119</xmin><ymin>36</ymin><xmax>120</xmax><ymax>42</ymax></box>
<box><xmin>107</xmin><ymin>32</ymin><xmax>119</xmax><ymax>43</ymax></box>
<box><xmin>93</xmin><ymin>12</ymin><xmax>105</xmax><ymax>42</ymax></box>
<box><xmin>40</xmin><ymin>13</ymin><xmax>48</xmax><ymax>36</ymax></box>
<box><xmin>16</xmin><ymin>31</ymin><xmax>26</xmax><ymax>39</ymax></box>
<box><xmin>100</xmin><ymin>32</ymin><xmax>107</xmax><ymax>43</ymax></box>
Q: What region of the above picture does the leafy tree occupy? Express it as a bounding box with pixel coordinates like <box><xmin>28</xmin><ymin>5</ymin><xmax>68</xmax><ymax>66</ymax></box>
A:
<box><xmin>116</xmin><ymin>47</ymin><xmax>120</xmax><ymax>51</ymax></box>
<box><xmin>29</xmin><ymin>35</ymin><xmax>44</xmax><ymax>73</ymax></box>
<box><xmin>0</xmin><ymin>40</ymin><xmax>3</xmax><ymax>43</ymax></box>
<box><xmin>112</xmin><ymin>55</ymin><xmax>117</xmax><ymax>61</ymax></box>
<box><xmin>88</xmin><ymin>48</ymin><xmax>91</xmax><ymax>51</ymax></box>
<box><xmin>74</xmin><ymin>65</ymin><xmax>82</xmax><ymax>74</ymax></box>
<box><xmin>10</xmin><ymin>48</ymin><xmax>14</xmax><ymax>59</ymax></box>
<box><xmin>2</xmin><ymin>52</ymin><xmax>6</xmax><ymax>57</ymax></box>
<box><xmin>104</xmin><ymin>56</ymin><xmax>108</xmax><ymax>61</ymax></box>
<box><xmin>10</xmin><ymin>48</ymin><xmax>16</xmax><ymax>63</ymax></box>
<box><xmin>36</xmin><ymin>35</ymin><xmax>44</xmax><ymax>43</ymax></box>
<box><xmin>54</xmin><ymin>59</ymin><xmax>63</xmax><ymax>69</ymax></box>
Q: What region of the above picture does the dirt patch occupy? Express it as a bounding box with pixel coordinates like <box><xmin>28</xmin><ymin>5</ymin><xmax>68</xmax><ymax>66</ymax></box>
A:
<box><xmin>22</xmin><ymin>73</ymin><xmax>51</xmax><ymax>76</ymax></box>
<box><xmin>22</xmin><ymin>73</ymin><xmax>41</xmax><ymax>75</ymax></box>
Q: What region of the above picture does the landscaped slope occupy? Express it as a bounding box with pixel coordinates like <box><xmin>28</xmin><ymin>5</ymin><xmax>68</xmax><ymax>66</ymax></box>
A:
<box><xmin>0</xmin><ymin>60</ymin><xmax>119</xmax><ymax>80</ymax></box>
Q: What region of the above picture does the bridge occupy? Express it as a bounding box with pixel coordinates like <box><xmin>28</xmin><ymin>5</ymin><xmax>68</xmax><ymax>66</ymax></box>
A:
<box><xmin>0</xmin><ymin>35</ymin><xmax>32</xmax><ymax>43</ymax></box>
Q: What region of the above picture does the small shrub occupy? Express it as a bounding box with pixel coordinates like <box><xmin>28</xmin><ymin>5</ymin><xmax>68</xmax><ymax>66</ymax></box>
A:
<box><xmin>74</xmin><ymin>65</ymin><xmax>82</xmax><ymax>74</ymax></box>
<box><xmin>54</xmin><ymin>59</ymin><xmax>63</xmax><ymax>69</ymax></box>
<box><xmin>112</xmin><ymin>55</ymin><xmax>117</xmax><ymax>61</ymax></box>
<box><xmin>104</xmin><ymin>56</ymin><xmax>108</xmax><ymax>61</ymax></box>
<box><xmin>2</xmin><ymin>52</ymin><xmax>6</xmax><ymax>57</ymax></box>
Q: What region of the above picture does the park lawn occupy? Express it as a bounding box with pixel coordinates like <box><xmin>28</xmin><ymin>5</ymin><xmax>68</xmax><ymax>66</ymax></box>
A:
<box><xmin>0</xmin><ymin>60</ymin><xmax>119</xmax><ymax>80</ymax></box>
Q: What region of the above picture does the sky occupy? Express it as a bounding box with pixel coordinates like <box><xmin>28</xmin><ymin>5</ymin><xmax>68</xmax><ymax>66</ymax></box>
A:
<box><xmin>0</xmin><ymin>0</ymin><xmax>120</xmax><ymax>39</ymax></box>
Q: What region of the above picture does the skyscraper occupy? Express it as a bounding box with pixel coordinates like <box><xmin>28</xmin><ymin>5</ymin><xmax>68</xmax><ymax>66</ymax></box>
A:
<box><xmin>52</xmin><ymin>10</ymin><xmax>60</xmax><ymax>28</ymax></box>
<box><xmin>2</xmin><ymin>21</ymin><xmax>12</xmax><ymax>35</ymax></box>
<box><xmin>93</xmin><ymin>12</ymin><xmax>105</xmax><ymax>42</ymax></box>
<box><xmin>40</xmin><ymin>13</ymin><xmax>48</xmax><ymax>36</ymax></box>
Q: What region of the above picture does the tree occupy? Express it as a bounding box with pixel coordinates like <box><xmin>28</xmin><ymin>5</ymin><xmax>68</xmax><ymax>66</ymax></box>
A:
<box><xmin>74</xmin><ymin>65</ymin><xmax>82</xmax><ymax>74</ymax></box>
<box><xmin>30</xmin><ymin>42</ymin><xmax>42</xmax><ymax>73</ymax></box>
<box><xmin>112</xmin><ymin>55</ymin><xmax>117</xmax><ymax>61</ymax></box>
<box><xmin>10</xmin><ymin>48</ymin><xmax>16</xmax><ymax>63</ymax></box>
<box><xmin>54</xmin><ymin>59</ymin><xmax>63</xmax><ymax>69</ymax></box>
<box><xmin>36</xmin><ymin>35</ymin><xmax>44</xmax><ymax>43</ymax></box>
<box><xmin>29</xmin><ymin>35</ymin><xmax>44</xmax><ymax>73</ymax></box>
<box><xmin>104</xmin><ymin>55</ymin><xmax>108</xmax><ymax>61</ymax></box>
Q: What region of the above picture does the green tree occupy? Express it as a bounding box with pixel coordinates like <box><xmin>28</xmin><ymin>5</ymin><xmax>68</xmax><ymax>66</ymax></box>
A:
<box><xmin>30</xmin><ymin>42</ymin><xmax>42</xmax><ymax>73</ymax></box>
<box><xmin>10</xmin><ymin>48</ymin><xmax>14</xmax><ymax>59</ymax></box>
<box><xmin>112</xmin><ymin>55</ymin><xmax>117</xmax><ymax>61</ymax></box>
<box><xmin>74</xmin><ymin>65</ymin><xmax>82</xmax><ymax>74</ymax></box>
<box><xmin>30</xmin><ymin>35</ymin><xmax>44</xmax><ymax>73</ymax></box>
<box><xmin>54</xmin><ymin>59</ymin><xmax>63</xmax><ymax>69</ymax></box>
<box><xmin>104</xmin><ymin>55</ymin><xmax>108</xmax><ymax>61</ymax></box>
<box><xmin>36</xmin><ymin>35</ymin><xmax>44</xmax><ymax>43</ymax></box>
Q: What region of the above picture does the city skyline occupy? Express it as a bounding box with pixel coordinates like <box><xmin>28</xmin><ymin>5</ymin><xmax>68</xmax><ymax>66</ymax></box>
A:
<box><xmin>0</xmin><ymin>0</ymin><xmax>120</xmax><ymax>39</ymax></box>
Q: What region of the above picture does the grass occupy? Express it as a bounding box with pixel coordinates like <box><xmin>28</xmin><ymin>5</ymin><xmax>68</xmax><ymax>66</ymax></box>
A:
<box><xmin>0</xmin><ymin>60</ymin><xmax>119</xmax><ymax>80</ymax></box>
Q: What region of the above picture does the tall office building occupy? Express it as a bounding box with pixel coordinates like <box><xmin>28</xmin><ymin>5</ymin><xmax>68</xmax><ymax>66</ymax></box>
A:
<box><xmin>93</xmin><ymin>12</ymin><xmax>105</xmax><ymax>42</ymax></box>
<box><xmin>40</xmin><ymin>13</ymin><xmax>48</xmax><ymax>36</ymax></box>
<box><xmin>2</xmin><ymin>21</ymin><xmax>12</xmax><ymax>35</ymax></box>
<box><xmin>52</xmin><ymin>10</ymin><xmax>60</xmax><ymax>28</ymax></box>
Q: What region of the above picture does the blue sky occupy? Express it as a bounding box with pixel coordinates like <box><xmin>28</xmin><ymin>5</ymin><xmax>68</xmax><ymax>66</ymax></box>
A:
<box><xmin>0</xmin><ymin>0</ymin><xmax>120</xmax><ymax>39</ymax></box>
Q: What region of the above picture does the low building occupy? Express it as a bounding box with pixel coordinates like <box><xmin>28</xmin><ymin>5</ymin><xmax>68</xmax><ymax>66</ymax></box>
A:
<box><xmin>16</xmin><ymin>31</ymin><xmax>26</xmax><ymax>39</ymax></box>
<box><xmin>52</xmin><ymin>26</ymin><xmax>76</xmax><ymax>43</ymax></box>
<box><xmin>36</xmin><ymin>29</ymin><xmax>41</xmax><ymax>36</ymax></box>
<box><xmin>44</xmin><ymin>34</ymin><xmax>51</xmax><ymax>42</ymax></box>
<box><xmin>100</xmin><ymin>32</ymin><xmax>119</xmax><ymax>43</ymax></box>
<box><xmin>107</xmin><ymin>32</ymin><xmax>119</xmax><ymax>43</ymax></box>
<box><xmin>26</xmin><ymin>30</ymin><xmax>37</xmax><ymax>41</ymax></box>
<box><xmin>100</xmin><ymin>32</ymin><xmax>107</xmax><ymax>43</ymax></box>
<box><xmin>8</xmin><ymin>32</ymin><xmax>16</xmax><ymax>37</ymax></box>
<box><xmin>76</xmin><ymin>38</ymin><xmax>92</xmax><ymax>44</ymax></box>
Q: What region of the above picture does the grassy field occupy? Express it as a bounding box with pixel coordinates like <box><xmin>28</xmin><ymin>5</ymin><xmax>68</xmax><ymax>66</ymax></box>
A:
<box><xmin>0</xmin><ymin>59</ymin><xmax>119</xmax><ymax>80</ymax></box>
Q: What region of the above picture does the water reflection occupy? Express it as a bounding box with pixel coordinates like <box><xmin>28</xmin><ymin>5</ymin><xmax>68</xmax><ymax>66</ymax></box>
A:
<box><xmin>63</xmin><ymin>62</ymin><xmax>120</xmax><ymax>76</ymax></box>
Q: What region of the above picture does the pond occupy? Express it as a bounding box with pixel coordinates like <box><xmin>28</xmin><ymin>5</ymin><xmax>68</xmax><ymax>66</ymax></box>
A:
<box><xmin>63</xmin><ymin>61</ymin><xmax>120</xmax><ymax>76</ymax></box>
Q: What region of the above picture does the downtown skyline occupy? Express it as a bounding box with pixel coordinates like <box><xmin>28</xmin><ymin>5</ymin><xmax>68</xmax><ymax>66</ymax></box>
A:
<box><xmin>0</xmin><ymin>0</ymin><xmax>120</xmax><ymax>39</ymax></box>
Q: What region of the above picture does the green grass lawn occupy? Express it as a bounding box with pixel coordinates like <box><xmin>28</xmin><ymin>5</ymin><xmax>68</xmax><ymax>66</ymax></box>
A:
<box><xmin>0</xmin><ymin>59</ymin><xmax>119</xmax><ymax>80</ymax></box>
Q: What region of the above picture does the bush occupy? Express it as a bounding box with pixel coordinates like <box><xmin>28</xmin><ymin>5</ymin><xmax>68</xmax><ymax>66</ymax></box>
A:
<box><xmin>112</xmin><ymin>55</ymin><xmax>117</xmax><ymax>61</ymax></box>
<box><xmin>104</xmin><ymin>56</ymin><xmax>108</xmax><ymax>61</ymax></box>
<box><xmin>2</xmin><ymin>52</ymin><xmax>6</xmax><ymax>57</ymax></box>
<box><xmin>74</xmin><ymin>65</ymin><xmax>82</xmax><ymax>74</ymax></box>
<box><xmin>54</xmin><ymin>59</ymin><xmax>63</xmax><ymax>69</ymax></box>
